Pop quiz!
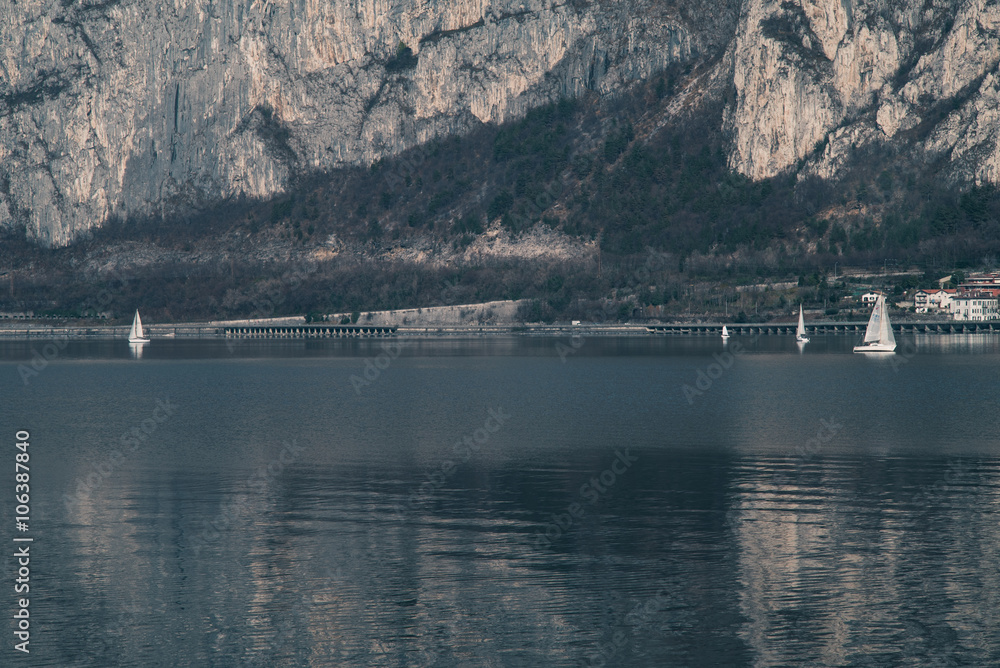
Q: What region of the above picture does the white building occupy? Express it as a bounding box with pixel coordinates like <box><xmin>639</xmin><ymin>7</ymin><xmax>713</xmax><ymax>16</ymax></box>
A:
<box><xmin>914</xmin><ymin>290</ymin><xmax>934</xmax><ymax>313</ymax></box>
<box><xmin>914</xmin><ymin>289</ymin><xmax>957</xmax><ymax>313</ymax></box>
<box><xmin>949</xmin><ymin>296</ymin><xmax>1000</xmax><ymax>321</ymax></box>
<box><xmin>860</xmin><ymin>291</ymin><xmax>883</xmax><ymax>304</ymax></box>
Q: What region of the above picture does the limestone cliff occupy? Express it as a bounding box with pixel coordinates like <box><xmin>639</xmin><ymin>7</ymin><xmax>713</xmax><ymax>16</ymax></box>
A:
<box><xmin>727</xmin><ymin>0</ymin><xmax>1000</xmax><ymax>184</ymax></box>
<box><xmin>1</xmin><ymin>0</ymin><xmax>731</xmax><ymax>245</ymax></box>
<box><xmin>4</xmin><ymin>0</ymin><xmax>1000</xmax><ymax>246</ymax></box>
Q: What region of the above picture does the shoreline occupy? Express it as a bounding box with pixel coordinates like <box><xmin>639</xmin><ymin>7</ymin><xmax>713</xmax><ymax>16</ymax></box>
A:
<box><xmin>0</xmin><ymin>319</ymin><xmax>998</xmax><ymax>340</ymax></box>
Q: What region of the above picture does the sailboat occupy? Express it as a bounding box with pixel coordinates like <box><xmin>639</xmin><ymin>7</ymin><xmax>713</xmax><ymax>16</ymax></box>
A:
<box><xmin>721</xmin><ymin>325</ymin><xmax>730</xmax><ymax>340</ymax></box>
<box><xmin>128</xmin><ymin>310</ymin><xmax>150</xmax><ymax>343</ymax></box>
<box><xmin>796</xmin><ymin>305</ymin><xmax>810</xmax><ymax>343</ymax></box>
<box><xmin>853</xmin><ymin>294</ymin><xmax>896</xmax><ymax>353</ymax></box>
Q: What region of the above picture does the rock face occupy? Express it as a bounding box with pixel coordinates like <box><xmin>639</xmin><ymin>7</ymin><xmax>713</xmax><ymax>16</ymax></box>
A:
<box><xmin>0</xmin><ymin>0</ymin><xmax>732</xmax><ymax>245</ymax></box>
<box><xmin>727</xmin><ymin>0</ymin><xmax>1000</xmax><ymax>183</ymax></box>
<box><xmin>4</xmin><ymin>0</ymin><xmax>1000</xmax><ymax>245</ymax></box>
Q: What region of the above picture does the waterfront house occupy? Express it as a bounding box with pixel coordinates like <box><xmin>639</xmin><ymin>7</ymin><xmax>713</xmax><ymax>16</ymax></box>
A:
<box><xmin>914</xmin><ymin>289</ymin><xmax>957</xmax><ymax>313</ymax></box>
<box><xmin>949</xmin><ymin>295</ymin><xmax>1000</xmax><ymax>321</ymax></box>
<box><xmin>914</xmin><ymin>289</ymin><xmax>936</xmax><ymax>313</ymax></box>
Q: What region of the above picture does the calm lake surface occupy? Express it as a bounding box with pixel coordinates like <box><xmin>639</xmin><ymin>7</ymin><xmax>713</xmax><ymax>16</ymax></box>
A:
<box><xmin>4</xmin><ymin>335</ymin><xmax>1000</xmax><ymax>666</ymax></box>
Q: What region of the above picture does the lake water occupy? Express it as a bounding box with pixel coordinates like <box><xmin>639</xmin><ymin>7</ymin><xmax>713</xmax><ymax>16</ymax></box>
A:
<box><xmin>3</xmin><ymin>335</ymin><xmax>1000</xmax><ymax>666</ymax></box>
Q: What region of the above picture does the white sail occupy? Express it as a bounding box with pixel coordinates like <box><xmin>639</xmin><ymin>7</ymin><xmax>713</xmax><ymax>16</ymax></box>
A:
<box><xmin>128</xmin><ymin>310</ymin><xmax>149</xmax><ymax>343</ymax></box>
<box><xmin>721</xmin><ymin>325</ymin><xmax>729</xmax><ymax>338</ymax></box>
<box><xmin>863</xmin><ymin>297</ymin><xmax>884</xmax><ymax>343</ymax></box>
<box><xmin>880</xmin><ymin>296</ymin><xmax>896</xmax><ymax>347</ymax></box>
<box><xmin>855</xmin><ymin>295</ymin><xmax>895</xmax><ymax>352</ymax></box>
<box><xmin>795</xmin><ymin>304</ymin><xmax>809</xmax><ymax>342</ymax></box>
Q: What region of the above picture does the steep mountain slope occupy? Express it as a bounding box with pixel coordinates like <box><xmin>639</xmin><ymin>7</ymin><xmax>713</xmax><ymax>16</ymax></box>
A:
<box><xmin>0</xmin><ymin>0</ymin><xmax>736</xmax><ymax>245</ymax></box>
<box><xmin>3</xmin><ymin>0</ymin><xmax>1000</xmax><ymax>283</ymax></box>
<box><xmin>8</xmin><ymin>62</ymin><xmax>1000</xmax><ymax>326</ymax></box>
<box><xmin>729</xmin><ymin>0</ymin><xmax>1000</xmax><ymax>184</ymax></box>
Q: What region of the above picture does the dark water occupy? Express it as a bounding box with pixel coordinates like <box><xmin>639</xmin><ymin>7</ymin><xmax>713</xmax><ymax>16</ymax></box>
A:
<box><xmin>3</xmin><ymin>335</ymin><xmax>1000</xmax><ymax>666</ymax></box>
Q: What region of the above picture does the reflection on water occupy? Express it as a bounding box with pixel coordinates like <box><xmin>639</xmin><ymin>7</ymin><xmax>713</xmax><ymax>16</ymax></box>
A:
<box><xmin>4</xmin><ymin>336</ymin><xmax>1000</xmax><ymax>665</ymax></box>
<box><xmin>730</xmin><ymin>456</ymin><xmax>1000</xmax><ymax>666</ymax></box>
<box><xmin>5</xmin><ymin>330</ymin><xmax>1000</xmax><ymax>360</ymax></box>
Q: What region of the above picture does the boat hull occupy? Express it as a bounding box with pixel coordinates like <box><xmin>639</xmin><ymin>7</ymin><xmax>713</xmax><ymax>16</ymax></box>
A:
<box><xmin>853</xmin><ymin>343</ymin><xmax>896</xmax><ymax>353</ymax></box>
<box><xmin>796</xmin><ymin>336</ymin><xmax>809</xmax><ymax>343</ymax></box>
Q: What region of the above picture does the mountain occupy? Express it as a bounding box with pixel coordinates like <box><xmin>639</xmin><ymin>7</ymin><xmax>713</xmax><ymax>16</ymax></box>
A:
<box><xmin>0</xmin><ymin>0</ymin><xmax>733</xmax><ymax>245</ymax></box>
<box><xmin>729</xmin><ymin>0</ymin><xmax>1000</xmax><ymax>184</ymax></box>
<box><xmin>6</xmin><ymin>0</ymin><xmax>1000</xmax><ymax>323</ymax></box>
<box><xmin>6</xmin><ymin>0</ymin><xmax>999</xmax><ymax>247</ymax></box>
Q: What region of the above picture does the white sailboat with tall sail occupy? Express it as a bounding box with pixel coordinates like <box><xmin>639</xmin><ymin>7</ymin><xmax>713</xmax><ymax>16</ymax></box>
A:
<box><xmin>128</xmin><ymin>310</ymin><xmax>150</xmax><ymax>343</ymax></box>
<box><xmin>853</xmin><ymin>294</ymin><xmax>896</xmax><ymax>353</ymax></box>
<box><xmin>721</xmin><ymin>325</ymin><xmax>730</xmax><ymax>340</ymax></box>
<box><xmin>795</xmin><ymin>304</ymin><xmax>810</xmax><ymax>343</ymax></box>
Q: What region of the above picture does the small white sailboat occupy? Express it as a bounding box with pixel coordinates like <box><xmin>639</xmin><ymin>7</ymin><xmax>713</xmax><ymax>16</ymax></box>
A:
<box><xmin>721</xmin><ymin>325</ymin><xmax>730</xmax><ymax>340</ymax></box>
<box><xmin>128</xmin><ymin>310</ymin><xmax>150</xmax><ymax>343</ymax></box>
<box><xmin>853</xmin><ymin>294</ymin><xmax>896</xmax><ymax>353</ymax></box>
<box><xmin>796</xmin><ymin>304</ymin><xmax>810</xmax><ymax>343</ymax></box>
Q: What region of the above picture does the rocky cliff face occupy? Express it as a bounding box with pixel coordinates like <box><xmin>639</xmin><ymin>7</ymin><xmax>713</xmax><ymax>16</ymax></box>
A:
<box><xmin>3</xmin><ymin>0</ymin><xmax>1000</xmax><ymax>246</ymax></box>
<box><xmin>727</xmin><ymin>0</ymin><xmax>1000</xmax><ymax>184</ymax></box>
<box><xmin>0</xmin><ymin>0</ymin><xmax>734</xmax><ymax>245</ymax></box>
